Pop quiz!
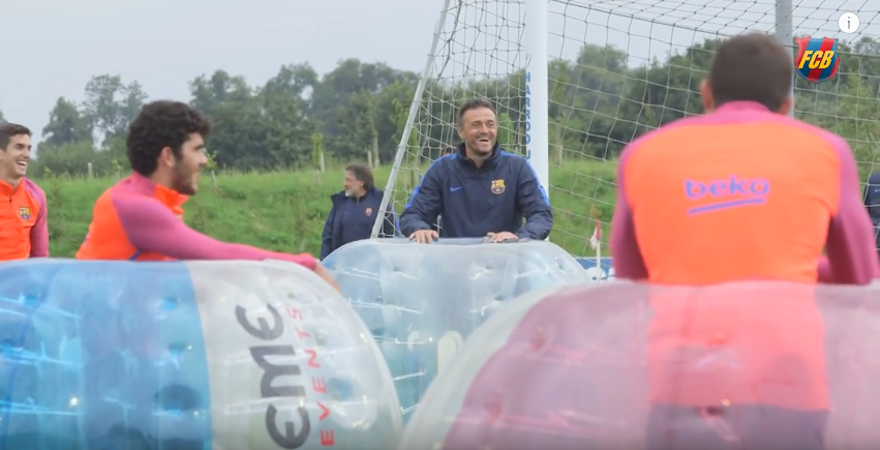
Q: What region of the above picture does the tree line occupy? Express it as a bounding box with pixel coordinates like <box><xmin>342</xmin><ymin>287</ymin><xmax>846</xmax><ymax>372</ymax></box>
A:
<box><xmin>0</xmin><ymin>35</ymin><xmax>878</xmax><ymax>179</ymax></box>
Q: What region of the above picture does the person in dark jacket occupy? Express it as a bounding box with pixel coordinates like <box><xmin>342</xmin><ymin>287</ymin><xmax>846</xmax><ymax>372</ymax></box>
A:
<box><xmin>399</xmin><ymin>98</ymin><xmax>553</xmax><ymax>244</ymax></box>
<box><xmin>321</xmin><ymin>164</ymin><xmax>396</xmax><ymax>259</ymax></box>
<box><xmin>864</xmin><ymin>171</ymin><xmax>880</xmax><ymax>217</ymax></box>
<box><xmin>433</xmin><ymin>145</ymin><xmax>458</xmax><ymax>234</ymax></box>
<box><xmin>864</xmin><ymin>171</ymin><xmax>880</xmax><ymax>254</ymax></box>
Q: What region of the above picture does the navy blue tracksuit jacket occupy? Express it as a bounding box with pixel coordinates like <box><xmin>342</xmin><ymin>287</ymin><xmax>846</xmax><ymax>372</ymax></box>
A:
<box><xmin>864</xmin><ymin>171</ymin><xmax>880</xmax><ymax>254</ymax></box>
<box><xmin>398</xmin><ymin>143</ymin><xmax>553</xmax><ymax>240</ymax></box>
<box><xmin>321</xmin><ymin>188</ymin><xmax>396</xmax><ymax>259</ymax></box>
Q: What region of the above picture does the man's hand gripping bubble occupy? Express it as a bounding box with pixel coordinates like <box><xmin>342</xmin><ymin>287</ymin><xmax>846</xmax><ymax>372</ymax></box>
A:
<box><xmin>409</xmin><ymin>229</ymin><xmax>439</xmax><ymax>244</ymax></box>
<box><xmin>314</xmin><ymin>262</ymin><xmax>341</xmax><ymax>292</ymax></box>
<box><xmin>485</xmin><ymin>231</ymin><xmax>518</xmax><ymax>243</ymax></box>
<box><xmin>409</xmin><ymin>229</ymin><xmax>518</xmax><ymax>244</ymax></box>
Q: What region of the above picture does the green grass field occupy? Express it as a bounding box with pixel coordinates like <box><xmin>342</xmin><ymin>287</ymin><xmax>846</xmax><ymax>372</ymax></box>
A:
<box><xmin>40</xmin><ymin>159</ymin><xmax>618</xmax><ymax>258</ymax></box>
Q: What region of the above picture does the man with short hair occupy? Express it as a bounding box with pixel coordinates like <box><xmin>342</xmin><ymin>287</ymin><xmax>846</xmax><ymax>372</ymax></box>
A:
<box><xmin>399</xmin><ymin>98</ymin><xmax>553</xmax><ymax>243</ymax></box>
<box><xmin>611</xmin><ymin>32</ymin><xmax>877</xmax><ymax>450</ymax></box>
<box><xmin>76</xmin><ymin>100</ymin><xmax>339</xmax><ymax>290</ymax></box>
<box><xmin>321</xmin><ymin>163</ymin><xmax>396</xmax><ymax>259</ymax></box>
<box><xmin>0</xmin><ymin>123</ymin><xmax>48</xmax><ymax>260</ymax></box>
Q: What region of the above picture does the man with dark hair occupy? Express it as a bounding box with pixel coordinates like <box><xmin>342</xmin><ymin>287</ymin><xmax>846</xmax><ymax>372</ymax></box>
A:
<box><xmin>703</xmin><ymin>33</ymin><xmax>794</xmax><ymax>111</ymax></box>
<box><xmin>399</xmin><ymin>98</ymin><xmax>553</xmax><ymax>243</ymax></box>
<box><xmin>77</xmin><ymin>100</ymin><xmax>338</xmax><ymax>289</ymax></box>
<box><xmin>611</xmin><ymin>32</ymin><xmax>877</xmax><ymax>449</ymax></box>
<box><xmin>0</xmin><ymin>123</ymin><xmax>48</xmax><ymax>260</ymax></box>
<box><xmin>321</xmin><ymin>164</ymin><xmax>396</xmax><ymax>259</ymax></box>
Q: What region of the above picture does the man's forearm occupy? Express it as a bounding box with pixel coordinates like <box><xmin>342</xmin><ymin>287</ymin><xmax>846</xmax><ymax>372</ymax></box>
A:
<box><xmin>517</xmin><ymin>212</ymin><xmax>553</xmax><ymax>240</ymax></box>
<box><xmin>399</xmin><ymin>216</ymin><xmax>431</xmax><ymax>236</ymax></box>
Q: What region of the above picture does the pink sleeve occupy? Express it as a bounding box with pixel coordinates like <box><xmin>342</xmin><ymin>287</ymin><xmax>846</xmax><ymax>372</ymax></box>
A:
<box><xmin>112</xmin><ymin>194</ymin><xmax>317</xmax><ymax>270</ymax></box>
<box><xmin>817</xmin><ymin>257</ymin><xmax>834</xmax><ymax>283</ymax></box>
<box><xmin>611</xmin><ymin>145</ymin><xmax>649</xmax><ymax>280</ymax></box>
<box><xmin>819</xmin><ymin>137</ymin><xmax>879</xmax><ymax>284</ymax></box>
<box><xmin>27</xmin><ymin>183</ymin><xmax>49</xmax><ymax>257</ymax></box>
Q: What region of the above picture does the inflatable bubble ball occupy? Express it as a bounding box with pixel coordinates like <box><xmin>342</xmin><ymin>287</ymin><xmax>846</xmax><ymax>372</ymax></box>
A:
<box><xmin>400</xmin><ymin>280</ymin><xmax>880</xmax><ymax>450</ymax></box>
<box><xmin>0</xmin><ymin>258</ymin><xmax>402</xmax><ymax>450</ymax></box>
<box><xmin>322</xmin><ymin>238</ymin><xmax>589</xmax><ymax>420</ymax></box>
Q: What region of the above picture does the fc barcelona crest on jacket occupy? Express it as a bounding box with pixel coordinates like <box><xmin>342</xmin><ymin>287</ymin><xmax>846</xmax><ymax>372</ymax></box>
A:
<box><xmin>19</xmin><ymin>207</ymin><xmax>31</xmax><ymax>220</ymax></box>
<box><xmin>490</xmin><ymin>179</ymin><xmax>505</xmax><ymax>195</ymax></box>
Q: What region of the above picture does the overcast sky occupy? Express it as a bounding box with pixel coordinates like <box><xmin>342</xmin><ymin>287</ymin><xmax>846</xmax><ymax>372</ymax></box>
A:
<box><xmin>2</xmin><ymin>0</ymin><xmax>876</xmax><ymax>145</ymax></box>
<box><xmin>1</xmin><ymin>0</ymin><xmax>440</xmax><ymax>143</ymax></box>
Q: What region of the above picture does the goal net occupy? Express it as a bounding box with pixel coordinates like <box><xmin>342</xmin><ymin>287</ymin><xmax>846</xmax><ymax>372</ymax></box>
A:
<box><xmin>374</xmin><ymin>0</ymin><xmax>880</xmax><ymax>260</ymax></box>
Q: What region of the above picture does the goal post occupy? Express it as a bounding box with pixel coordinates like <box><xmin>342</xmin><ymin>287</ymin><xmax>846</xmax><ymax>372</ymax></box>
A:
<box><xmin>369</xmin><ymin>0</ymin><xmax>455</xmax><ymax>239</ymax></box>
<box><xmin>374</xmin><ymin>0</ymin><xmax>880</xmax><ymax>257</ymax></box>
<box><xmin>774</xmin><ymin>0</ymin><xmax>794</xmax><ymax>117</ymax></box>
<box><xmin>524</xmin><ymin>0</ymin><xmax>551</xmax><ymax>198</ymax></box>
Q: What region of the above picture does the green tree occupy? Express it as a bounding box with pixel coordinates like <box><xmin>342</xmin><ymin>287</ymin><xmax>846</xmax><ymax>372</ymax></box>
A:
<box><xmin>189</xmin><ymin>71</ymin><xmax>261</xmax><ymax>169</ymax></box>
<box><xmin>339</xmin><ymin>89</ymin><xmax>379</xmax><ymax>162</ymax></box>
<box><xmin>799</xmin><ymin>70</ymin><xmax>880</xmax><ymax>181</ymax></box>
<box><xmin>616</xmin><ymin>38</ymin><xmax>718</xmax><ymax>147</ymax></box>
<box><xmin>23</xmin><ymin>35</ymin><xmax>880</xmax><ymax>180</ymax></box>
<box><xmin>311</xmin><ymin>132</ymin><xmax>325</xmax><ymax>172</ymax></box>
<box><xmin>312</xmin><ymin>59</ymin><xmax>416</xmax><ymax>155</ymax></box>
<box><xmin>264</xmin><ymin>63</ymin><xmax>319</xmax><ymax>106</ymax></box>
<box><xmin>374</xmin><ymin>79</ymin><xmax>417</xmax><ymax>161</ymax></box>
<box><xmin>42</xmin><ymin>97</ymin><xmax>93</xmax><ymax>147</ymax></box>
<box><xmin>34</xmin><ymin>141</ymin><xmax>101</xmax><ymax>176</ymax></box>
<box><xmin>189</xmin><ymin>70</ymin><xmax>245</xmax><ymax>117</ymax></box>
<box><xmin>257</xmin><ymin>78</ymin><xmax>317</xmax><ymax>169</ymax></box>
<box><xmin>391</xmin><ymin>97</ymin><xmax>417</xmax><ymax>152</ymax></box>
<box><xmin>262</xmin><ymin>66</ymin><xmax>320</xmax><ymax>162</ymax></box>
<box><xmin>82</xmin><ymin>74</ymin><xmax>148</xmax><ymax>146</ymax></box>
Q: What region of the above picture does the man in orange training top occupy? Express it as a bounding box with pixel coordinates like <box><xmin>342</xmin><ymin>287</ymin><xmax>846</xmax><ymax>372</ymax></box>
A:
<box><xmin>0</xmin><ymin>123</ymin><xmax>48</xmax><ymax>261</ymax></box>
<box><xmin>76</xmin><ymin>100</ymin><xmax>339</xmax><ymax>289</ymax></box>
<box><xmin>611</xmin><ymin>33</ymin><xmax>878</xmax><ymax>449</ymax></box>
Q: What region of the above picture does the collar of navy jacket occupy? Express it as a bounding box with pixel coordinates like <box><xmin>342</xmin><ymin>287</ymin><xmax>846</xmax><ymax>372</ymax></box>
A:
<box><xmin>330</xmin><ymin>187</ymin><xmax>383</xmax><ymax>205</ymax></box>
<box><xmin>453</xmin><ymin>142</ymin><xmax>502</xmax><ymax>171</ymax></box>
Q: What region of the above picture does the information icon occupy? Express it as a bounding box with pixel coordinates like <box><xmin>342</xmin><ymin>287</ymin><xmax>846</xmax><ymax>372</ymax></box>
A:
<box><xmin>839</xmin><ymin>12</ymin><xmax>860</xmax><ymax>34</ymax></box>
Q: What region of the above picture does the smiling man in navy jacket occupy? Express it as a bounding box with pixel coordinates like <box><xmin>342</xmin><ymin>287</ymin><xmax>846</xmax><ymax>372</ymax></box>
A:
<box><xmin>399</xmin><ymin>98</ymin><xmax>553</xmax><ymax>244</ymax></box>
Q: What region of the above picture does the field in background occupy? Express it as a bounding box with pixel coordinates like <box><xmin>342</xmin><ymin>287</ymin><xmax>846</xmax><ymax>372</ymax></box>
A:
<box><xmin>40</xmin><ymin>159</ymin><xmax>618</xmax><ymax>258</ymax></box>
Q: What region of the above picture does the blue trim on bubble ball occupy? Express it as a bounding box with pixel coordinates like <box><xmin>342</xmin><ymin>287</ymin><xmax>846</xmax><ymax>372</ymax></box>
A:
<box><xmin>0</xmin><ymin>260</ymin><xmax>213</xmax><ymax>450</ymax></box>
<box><xmin>0</xmin><ymin>263</ymin><xmax>61</xmax><ymax>450</ymax></box>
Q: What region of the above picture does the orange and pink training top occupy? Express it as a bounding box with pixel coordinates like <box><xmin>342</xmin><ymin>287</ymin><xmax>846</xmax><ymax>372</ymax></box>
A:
<box><xmin>612</xmin><ymin>100</ymin><xmax>877</xmax><ymax>286</ymax></box>
<box><xmin>76</xmin><ymin>172</ymin><xmax>317</xmax><ymax>269</ymax></box>
<box><xmin>0</xmin><ymin>177</ymin><xmax>48</xmax><ymax>261</ymax></box>
<box><xmin>611</xmin><ymin>101</ymin><xmax>880</xmax><ymax>411</ymax></box>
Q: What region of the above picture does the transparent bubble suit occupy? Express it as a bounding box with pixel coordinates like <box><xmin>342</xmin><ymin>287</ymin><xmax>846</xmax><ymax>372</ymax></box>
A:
<box><xmin>322</xmin><ymin>238</ymin><xmax>589</xmax><ymax>419</ymax></box>
<box><xmin>401</xmin><ymin>280</ymin><xmax>880</xmax><ymax>450</ymax></box>
<box><xmin>0</xmin><ymin>259</ymin><xmax>402</xmax><ymax>450</ymax></box>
